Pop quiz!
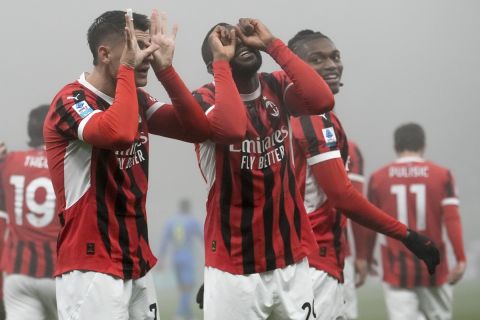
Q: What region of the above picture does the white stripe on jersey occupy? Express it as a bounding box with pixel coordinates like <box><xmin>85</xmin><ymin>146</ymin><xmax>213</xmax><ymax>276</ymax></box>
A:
<box><xmin>78</xmin><ymin>110</ymin><xmax>102</xmax><ymax>141</ymax></box>
<box><xmin>205</xmin><ymin>105</ymin><xmax>215</xmax><ymax>115</ymax></box>
<box><xmin>307</xmin><ymin>150</ymin><xmax>341</xmax><ymax>166</ymax></box>
<box><xmin>198</xmin><ymin>141</ymin><xmax>216</xmax><ymax>192</ymax></box>
<box><xmin>78</xmin><ymin>73</ymin><xmax>113</xmax><ymax>105</ymax></box>
<box><xmin>303</xmin><ymin>164</ymin><xmax>328</xmax><ymax>214</ymax></box>
<box><xmin>64</xmin><ymin>140</ymin><xmax>92</xmax><ymax>209</ymax></box>
<box><xmin>146</xmin><ymin>101</ymin><xmax>166</xmax><ymax>120</ymax></box>
<box><xmin>348</xmin><ymin>173</ymin><xmax>365</xmax><ymax>183</ymax></box>
<box><xmin>441</xmin><ymin>197</ymin><xmax>460</xmax><ymax>206</ymax></box>
<box><xmin>0</xmin><ymin>210</ymin><xmax>8</xmax><ymax>222</ymax></box>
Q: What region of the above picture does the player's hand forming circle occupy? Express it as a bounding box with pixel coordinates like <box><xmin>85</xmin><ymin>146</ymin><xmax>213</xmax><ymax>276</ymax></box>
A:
<box><xmin>209</xmin><ymin>25</ymin><xmax>237</xmax><ymax>62</ymax></box>
<box><xmin>120</xmin><ymin>13</ymin><xmax>160</xmax><ymax>69</ymax></box>
<box><xmin>447</xmin><ymin>261</ymin><xmax>466</xmax><ymax>285</ymax></box>
<box><xmin>236</xmin><ymin>18</ymin><xmax>276</xmax><ymax>51</ymax></box>
<box><xmin>150</xmin><ymin>9</ymin><xmax>178</xmax><ymax>71</ymax></box>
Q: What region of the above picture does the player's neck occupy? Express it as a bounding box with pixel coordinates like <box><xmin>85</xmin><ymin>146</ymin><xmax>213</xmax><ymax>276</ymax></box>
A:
<box><xmin>86</xmin><ymin>68</ymin><xmax>116</xmax><ymax>98</ymax></box>
<box><xmin>233</xmin><ymin>74</ymin><xmax>259</xmax><ymax>95</ymax></box>
<box><xmin>397</xmin><ymin>150</ymin><xmax>424</xmax><ymax>159</ymax></box>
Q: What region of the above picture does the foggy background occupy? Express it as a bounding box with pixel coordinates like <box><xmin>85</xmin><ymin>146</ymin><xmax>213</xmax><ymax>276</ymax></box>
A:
<box><xmin>1</xmin><ymin>0</ymin><xmax>479</xmax><ymax>318</ymax></box>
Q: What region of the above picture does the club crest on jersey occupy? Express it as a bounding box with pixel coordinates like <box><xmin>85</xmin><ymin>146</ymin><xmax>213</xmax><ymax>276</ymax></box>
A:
<box><xmin>72</xmin><ymin>100</ymin><xmax>94</xmax><ymax>119</ymax></box>
<box><xmin>322</xmin><ymin>127</ymin><xmax>337</xmax><ymax>147</ymax></box>
<box><xmin>262</xmin><ymin>97</ymin><xmax>279</xmax><ymax>117</ymax></box>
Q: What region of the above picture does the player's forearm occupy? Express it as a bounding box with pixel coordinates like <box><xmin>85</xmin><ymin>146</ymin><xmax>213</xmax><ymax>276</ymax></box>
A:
<box><xmin>312</xmin><ymin>159</ymin><xmax>407</xmax><ymax>240</ymax></box>
<box><xmin>444</xmin><ymin>205</ymin><xmax>466</xmax><ymax>262</ymax></box>
<box><xmin>154</xmin><ymin>66</ymin><xmax>211</xmax><ymax>142</ymax></box>
<box><xmin>266</xmin><ymin>39</ymin><xmax>334</xmax><ymax>115</ymax></box>
<box><xmin>208</xmin><ymin>60</ymin><xmax>247</xmax><ymax>144</ymax></box>
<box><xmin>83</xmin><ymin>65</ymin><xmax>138</xmax><ymax>150</ymax></box>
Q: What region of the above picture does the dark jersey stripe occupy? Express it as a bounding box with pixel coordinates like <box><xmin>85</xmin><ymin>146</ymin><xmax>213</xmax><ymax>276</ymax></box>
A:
<box><xmin>278</xmin><ymin>160</ymin><xmax>294</xmax><ymax>266</ymax></box>
<box><xmin>220</xmin><ymin>145</ymin><xmax>233</xmax><ymax>254</ymax></box>
<box><xmin>262</xmin><ymin>166</ymin><xmax>276</xmax><ymax>270</ymax></box>
<box><xmin>399</xmin><ymin>251</ymin><xmax>408</xmax><ymax>287</ymax></box>
<box><xmin>445</xmin><ymin>171</ymin><xmax>455</xmax><ymax>197</ymax></box>
<box><xmin>44</xmin><ymin>242</ymin><xmax>54</xmax><ymax>277</ymax></box>
<box><xmin>28</xmin><ymin>241</ymin><xmax>38</xmax><ymax>277</ymax></box>
<box><xmin>113</xmin><ymin>167</ymin><xmax>134</xmax><ymax>279</ymax></box>
<box><xmin>96</xmin><ymin>150</ymin><xmax>112</xmax><ymax>256</ymax></box>
<box><xmin>332</xmin><ymin>210</ymin><xmax>343</xmax><ymax>268</ymax></box>
<box><xmin>54</xmin><ymin>97</ymin><xmax>78</xmax><ymax>138</ymax></box>
<box><xmin>14</xmin><ymin>240</ymin><xmax>25</xmax><ymax>273</ymax></box>
<box><xmin>286</xmin><ymin>159</ymin><xmax>302</xmax><ymax>239</ymax></box>
<box><xmin>299</xmin><ymin>116</ymin><xmax>320</xmax><ymax>156</ymax></box>
<box><xmin>240</xmin><ymin>148</ymin><xmax>256</xmax><ymax>274</ymax></box>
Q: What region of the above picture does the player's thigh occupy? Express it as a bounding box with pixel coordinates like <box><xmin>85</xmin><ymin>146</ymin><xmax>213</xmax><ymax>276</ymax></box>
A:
<box><xmin>342</xmin><ymin>256</ymin><xmax>358</xmax><ymax>319</ymax></box>
<box><xmin>204</xmin><ymin>266</ymin><xmax>271</xmax><ymax>320</ymax></box>
<box><xmin>382</xmin><ymin>283</ymin><xmax>421</xmax><ymax>320</ymax></box>
<box><xmin>309</xmin><ymin>268</ymin><xmax>346</xmax><ymax>320</ymax></box>
<box><xmin>270</xmin><ymin>258</ymin><xmax>316</xmax><ymax>320</ymax></box>
<box><xmin>56</xmin><ymin>270</ymin><xmax>131</xmax><ymax>320</ymax></box>
<box><xmin>4</xmin><ymin>274</ymin><xmax>44</xmax><ymax>320</ymax></box>
<box><xmin>174</xmin><ymin>260</ymin><xmax>195</xmax><ymax>288</ymax></box>
<box><xmin>129</xmin><ymin>272</ymin><xmax>160</xmax><ymax>320</ymax></box>
<box><xmin>35</xmin><ymin>277</ymin><xmax>57</xmax><ymax>320</ymax></box>
<box><xmin>417</xmin><ymin>285</ymin><xmax>453</xmax><ymax>320</ymax></box>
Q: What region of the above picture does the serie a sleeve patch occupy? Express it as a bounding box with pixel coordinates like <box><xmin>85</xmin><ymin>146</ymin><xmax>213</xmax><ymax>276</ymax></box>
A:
<box><xmin>72</xmin><ymin>101</ymin><xmax>94</xmax><ymax>119</ymax></box>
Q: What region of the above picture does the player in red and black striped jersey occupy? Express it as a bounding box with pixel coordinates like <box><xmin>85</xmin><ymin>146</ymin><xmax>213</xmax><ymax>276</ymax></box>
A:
<box><xmin>193</xmin><ymin>20</ymin><xmax>335</xmax><ymax>319</ymax></box>
<box><xmin>44</xmin><ymin>10</ymin><xmax>211</xmax><ymax>319</ymax></box>
<box><xmin>367</xmin><ymin>123</ymin><xmax>466</xmax><ymax>320</ymax></box>
<box><xmin>0</xmin><ymin>106</ymin><xmax>59</xmax><ymax>319</ymax></box>
<box><xmin>288</xmin><ymin>30</ymin><xmax>440</xmax><ymax>319</ymax></box>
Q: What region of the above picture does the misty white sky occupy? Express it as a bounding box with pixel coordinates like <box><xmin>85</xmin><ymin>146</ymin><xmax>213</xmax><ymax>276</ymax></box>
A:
<box><xmin>1</xmin><ymin>0</ymin><xmax>479</xmax><ymax>257</ymax></box>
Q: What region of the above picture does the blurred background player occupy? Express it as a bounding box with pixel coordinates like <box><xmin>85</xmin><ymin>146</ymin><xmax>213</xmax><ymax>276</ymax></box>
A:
<box><xmin>287</xmin><ymin>30</ymin><xmax>440</xmax><ymax>319</ymax></box>
<box><xmin>158</xmin><ymin>199</ymin><xmax>202</xmax><ymax>320</ymax></box>
<box><xmin>367</xmin><ymin>123</ymin><xmax>466</xmax><ymax>320</ymax></box>
<box><xmin>44</xmin><ymin>9</ymin><xmax>211</xmax><ymax>320</ymax></box>
<box><xmin>287</xmin><ymin>29</ymin><xmax>370</xmax><ymax>319</ymax></box>
<box><xmin>0</xmin><ymin>140</ymin><xmax>6</xmax><ymax>320</ymax></box>
<box><xmin>0</xmin><ymin>105</ymin><xmax>59</xmax><ymax>320</ymax></box>
<box><xmin>194</xmin><ymin>19</ymin><xmax>334</xmax><ymax>319</ymax></box>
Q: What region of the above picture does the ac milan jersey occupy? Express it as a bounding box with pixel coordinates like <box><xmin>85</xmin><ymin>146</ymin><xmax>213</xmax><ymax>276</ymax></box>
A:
<box><xmin>368</xmin><ymin>157</ymin><xmax>459</xmax><ymax>287</ymax></box>
<box><xmin>291</xmin><ymin>111</ymin><xmax>349</xmax><ymax>281</ymax></box>
<box><xmin>44</xmin><ymin>73</ymin><xmax>160</xmax><ymax>279</ymax></box>
<box><xmin>193</xmin><ymin>72</ymin><xmax>317</xmax><ymax>275</ymax></box>
<box><xmin>0</xmin><ymin>149</ymin><xmax>59</xmax><ymax>278</ymax></box>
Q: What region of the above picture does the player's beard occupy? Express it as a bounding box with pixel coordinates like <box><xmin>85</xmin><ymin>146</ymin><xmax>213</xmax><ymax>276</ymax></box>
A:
<box><xmin>230</xmin><ymin>52</ymin><xmax>263</xmax><ymax>78</ymax></box>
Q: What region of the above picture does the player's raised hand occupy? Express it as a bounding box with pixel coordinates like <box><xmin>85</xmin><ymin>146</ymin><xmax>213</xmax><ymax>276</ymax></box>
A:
<box><xmin>209</xmin><ymin>25</ymin><xmax>237</xmax><ymax>62</ymax></box>
<box><xmin>0</xmin><ymin>141</ymin><xmax>7</xmax><ymax>160</ymax></box>
<box><xmin>120</xmin><ymin>11</ymin><xmax>160</xmax><ymax>69</ymax></box>
<box><xmin>235</xmin><ymin>18</ymin><xmax>276</xmax><ymax>51</ymax></box>
<box><xmin>150</xmin><ymin>10</ymin><xmax>178</xmax><ymax>71</ymax></box>
<box><xmin>447</xmin><ymin>261</ymin><xmax>466</xmax><ymax>285</ymax></box>
<box><xmin>402</xmin><ymin>229</ymin><xmax>440</xmax><ymax>275</ymax></box>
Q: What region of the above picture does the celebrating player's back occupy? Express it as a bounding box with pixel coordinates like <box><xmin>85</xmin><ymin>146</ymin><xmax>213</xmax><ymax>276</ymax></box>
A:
<box><xmin>0</xmin><ymin>105</ymin><xmax>59</xmax><ymax>320</ymax></box>
<box><xmin>368</xmin><ymin>123</ymin><xmax>466</xmax><ymax>320</ymax></box>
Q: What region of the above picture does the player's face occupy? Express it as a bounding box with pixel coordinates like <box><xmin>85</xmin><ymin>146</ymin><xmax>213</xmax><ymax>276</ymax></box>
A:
<box><xmin>108</xmin><ymin>30</ymin><xmax>153</xmax><ymax>87</ymax></box>
<box><xmin>298</xmin><ymin>38</ymin><xmax>343</xmax><ymax>94</ymax></box>
<box><xmin>229</xmin><ymin>27</ymin><xmax>262</xmax><ymax>78</ymax></box>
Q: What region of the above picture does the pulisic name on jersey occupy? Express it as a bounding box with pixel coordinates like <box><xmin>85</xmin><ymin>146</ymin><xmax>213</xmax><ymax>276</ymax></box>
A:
<box><xmin>115</xmin><ymin>133</ymin><xmax>148</xmax><ymax>170</ymax></box>
<box><xmin>389</xmin><ymin>165</ymin><xmax>429</xmax><ymax>178</ymax></box>
<box><xmin>24</xmin><ymin>155</ymin><xmax>48</xmax><ymax>169</ymax></box>
<box><xmin>229</xmin><ymin>126</ymin><xmax>289</xmax><ymax>170</ymax></box>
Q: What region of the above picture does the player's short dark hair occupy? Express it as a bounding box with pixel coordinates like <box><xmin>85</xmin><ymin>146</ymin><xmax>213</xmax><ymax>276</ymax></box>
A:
<box><xmin>28</xmin><ymin>104</ymin><xmax>50</xmax><ymax>148</ymax></box>
<box><xmin>201</xmin><ymin>23</ymin><xmax>231</xmax><ymax>69</ymax></box>
<box><xmin>287</xmin><ymin>29</ymin><xmax>330</xmax><ymax>53</ymax></box>
<box><xmin>87</xmin><ymin>10</ymin><xmax>150</xmax><ymax>65</ymax></box>
<box><xmin>394</xmin><ymin>123</ymin><xmax>426</xmax><ymax>153</ymax></box>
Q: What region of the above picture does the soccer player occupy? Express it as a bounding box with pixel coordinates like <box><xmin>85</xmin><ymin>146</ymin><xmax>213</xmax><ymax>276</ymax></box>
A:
<box><xmin>368</xmin><ymin>123</ymin><xmax>466</xmax><ymax>320</ymax></box>
<box><xmin>287</xmin><ymin>30</ymin><xmax>440</xmax><ymax>319</ymax></box>
<box><xmin>44</xmin><ymin>10</ymin><xmax>212</xmax><ymax>319</ymax></box>
<box><xmin>194</xmin><ymin>19</ymin><xmax>335</xmax><ymax>319</ymax></box>
<box><xmin>158</xmin><ymin>199</ymin><xmax>202</xmax><ymax>320</ymax></box>
<box><xmin>0</xmin><ymin>105</ymin><xmax>59</xmax><ymax>320</ymax></box>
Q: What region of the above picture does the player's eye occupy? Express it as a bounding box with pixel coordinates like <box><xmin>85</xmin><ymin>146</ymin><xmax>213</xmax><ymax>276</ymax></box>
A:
<box><xmin>309</xmin><ymin>56</ymin><xmax>324</xmax><ymax>64</ymax></box>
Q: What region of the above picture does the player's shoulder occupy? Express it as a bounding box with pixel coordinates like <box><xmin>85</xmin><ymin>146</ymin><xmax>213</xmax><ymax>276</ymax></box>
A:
<box><xmin>424</xmin><ymin>160</ymin><xmax>452</xmax><ymax>177</ymax></box>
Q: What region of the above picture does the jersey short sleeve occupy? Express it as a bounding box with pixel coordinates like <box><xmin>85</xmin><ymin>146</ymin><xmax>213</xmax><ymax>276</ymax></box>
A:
<box><xmin>441</xmin><ymin>170</ymin><xmax>460</xmax><ymax>206</ymax></box>
<box><xmin>291</xmin><ymin>113</ymin><xmax>342</xmax><ymax>166</ymax></box>
<box><xmin>50</xmin><ymin>88</ymin><xmax>102</xmax><ymax>141</ymax></box>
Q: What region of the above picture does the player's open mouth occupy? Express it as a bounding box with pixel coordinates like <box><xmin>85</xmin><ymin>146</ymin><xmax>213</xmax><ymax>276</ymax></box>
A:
<box><xmin>323</xmin><ymin>73</ymin><xmax>340</xmax><ymax>83</ymax></box>
<box><xmin>236</xmin><ymin>48</ymin><xmax>255</xmax><ymax>60</ymax></box>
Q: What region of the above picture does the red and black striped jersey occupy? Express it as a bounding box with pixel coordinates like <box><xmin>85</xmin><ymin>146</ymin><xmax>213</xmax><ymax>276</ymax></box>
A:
<box><xmin>0</xmin><ymin>149</ymin><xmax>59</xmax><ymax>278</ymax></box>
<box><xmin>368</xmin><ymin>157</ymin><xmax>459</xmax><ymax>287</ymax></box>
<box><xmin>193</xmin><ymin>71</ymin><xmax>317</xmax><ymax>275</ymax></box>
<box><xmin>291</xmin><ymin>111</ymin><xmax>349</xmax><ymax>281</ymax></box>
<box><xmin>44</xmin><ymin>73</ymin><xmax>161</xmax><ymax>279</ymax></box>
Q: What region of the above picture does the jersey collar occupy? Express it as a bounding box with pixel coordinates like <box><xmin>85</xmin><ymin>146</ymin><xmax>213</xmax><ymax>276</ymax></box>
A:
<box><xmin>395</xmin><ymin>156</ymin><xmax>425</xmax><ymax>163</ymax></box>
<box><xmin>78</xmin><ymin>73</ymin><xmax>114</xmax><ymax>105</ymax></box>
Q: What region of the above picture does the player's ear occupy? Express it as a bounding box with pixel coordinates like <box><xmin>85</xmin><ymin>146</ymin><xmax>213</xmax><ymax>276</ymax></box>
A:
<box><xmin>97</xmin><ymin>45</ymin><xmax>111</xmax><ymax>65</ymax></box>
